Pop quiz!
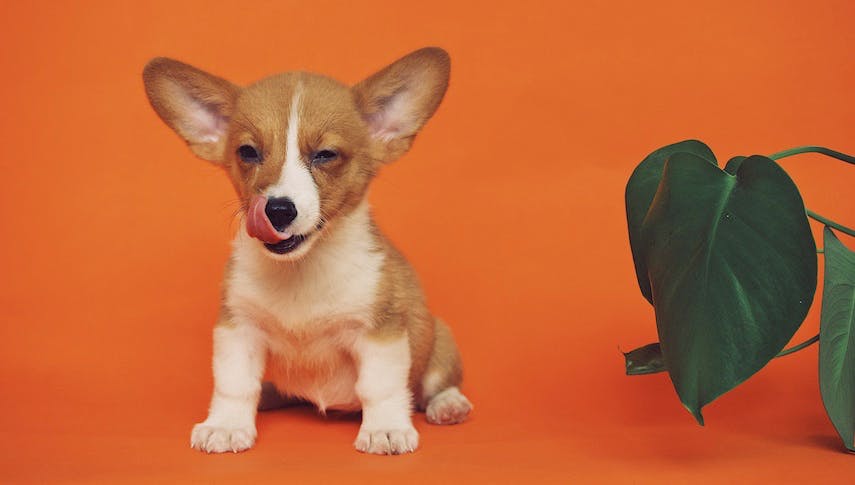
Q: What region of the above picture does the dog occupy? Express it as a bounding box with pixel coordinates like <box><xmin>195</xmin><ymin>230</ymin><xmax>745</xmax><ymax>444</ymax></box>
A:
<box><xmin>142</xmin><ymin>47</ymin><xmax>471</xmax><ymax>455</ymax></box>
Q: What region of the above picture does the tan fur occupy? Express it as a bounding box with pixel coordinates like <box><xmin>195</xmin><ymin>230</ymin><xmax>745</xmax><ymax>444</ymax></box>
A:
<box><xmin>419</xmin><ymin>318</ymin><xmax>464</xmax><ymax>406</ymax></box>
<box><xmin>143</xmin><ymin>48</ymin><xmax>469</xmax><ymax>454</ymax></box>
<box><xmin>353</xmin><ymin>48</ymin><xmax>450</xmax><ymax>161</ymax></box>
<box><xmin>143</xmin><ymin>59</ymin><xmax>239</xmax><ymax>162</ymax></box>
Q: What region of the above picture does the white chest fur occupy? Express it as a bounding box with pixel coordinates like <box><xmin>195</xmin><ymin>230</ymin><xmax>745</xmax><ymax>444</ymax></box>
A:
<box><xmin>224</xmin><ymin>202</ymin><xmax>385</xmax><ymax>410</ymax></box>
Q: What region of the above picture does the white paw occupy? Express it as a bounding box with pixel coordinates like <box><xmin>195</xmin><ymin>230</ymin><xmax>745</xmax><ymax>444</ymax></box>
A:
<box><xmin>426</xmin><ymin>387</ymin><xmax>472</xmax><ymax>425</ymax></box>
<box><xmin>190</xmin><ymin>422</ymin><xmax>256</xmax><ymax>453</ymax></box>
<box><xmin>354</xmin><ymin>426</ymin><xmax>419</xmax><ymax>455</ymax></box>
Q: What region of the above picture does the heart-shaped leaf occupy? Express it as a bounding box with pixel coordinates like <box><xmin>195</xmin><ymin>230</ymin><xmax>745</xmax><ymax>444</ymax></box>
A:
<box><xmin>819</xmin><ymin>227</ymin><xmax>855</xmax><ymax>452</ymax></box>
<box><xmin>626</xmin><ymin>140</ymin><xmax>717</xmax><ymax>303</ymax></box>
<box><xmin>637</xmin><ymin>152</ymin><xmax>817</xmax><ymax>423</ymax></box>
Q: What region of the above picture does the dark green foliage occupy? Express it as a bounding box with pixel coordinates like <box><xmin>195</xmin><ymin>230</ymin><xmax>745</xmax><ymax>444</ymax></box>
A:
<box><xmin>623</xmin><ymin>343</ymin><xmax>665</xmax><ymax>375</ymax></box>
<box><xmin>819</xmin><ymin>228</ymin><xmax>855</xmax><ymax>452</ymax></box>
<box><xmin>623</xmin><ymin>140</ymin><xmax>853</xmax><ymax>452</ymax></box>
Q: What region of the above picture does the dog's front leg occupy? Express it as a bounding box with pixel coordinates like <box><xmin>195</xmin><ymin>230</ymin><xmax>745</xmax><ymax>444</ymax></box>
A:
<box><xmin>353</xmin><ymin>334</ymin><xmax>418</xmax><ymax>455</ymax></box>
<box><xmin>191</xmin><ymin>321</ymin><xmax>266</xmax><ymax>453</ymax></box>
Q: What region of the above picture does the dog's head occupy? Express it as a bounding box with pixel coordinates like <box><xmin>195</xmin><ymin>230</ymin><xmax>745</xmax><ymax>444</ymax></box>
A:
<box><xmin>143</xmin><ymin>48</ymin><xmax>449</xmax><ymax>260</ymax></box>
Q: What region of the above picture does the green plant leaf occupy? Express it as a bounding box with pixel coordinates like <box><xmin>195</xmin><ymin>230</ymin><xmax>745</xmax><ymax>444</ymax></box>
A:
<box><xmin>724</xmin><ymin>155</ymin><xmax>747</xmax><ymax>173</ymax></box>
<box><xmin>624</xmin><ymin>342</ymin><xmax>665</xmax><ymax>375</ymax></box>
<box><xmin>626</xmin><ymin>140</ymin><xmax>717</xmax><ymax>303</ymax></box>
<box><xmin>637</xmin><ymin>151</ymin><xmax>817</xmax><ymax>424</ymax></box>
<box><xmin>625</xmin><ymin>333</ymin><xmax>820</xmax><ymax>376</ymax></box>
<box><xmin>819</xmin><ymin>227</ymin><xmax>855</xmax><ymax>452</ymax></box>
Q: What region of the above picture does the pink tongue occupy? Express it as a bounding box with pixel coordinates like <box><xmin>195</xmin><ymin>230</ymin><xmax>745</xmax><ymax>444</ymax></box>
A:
<box><xmin>246</xmin><ymin>195</ymin><xmax>292</xmax><ymax>243</ymax></box>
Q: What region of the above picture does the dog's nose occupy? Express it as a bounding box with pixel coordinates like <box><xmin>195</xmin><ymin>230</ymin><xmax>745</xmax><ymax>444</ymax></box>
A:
<box><xmin>264</xmin><ymin>197</ymin><xmax>298</xmax><ymax>231</ymax></box>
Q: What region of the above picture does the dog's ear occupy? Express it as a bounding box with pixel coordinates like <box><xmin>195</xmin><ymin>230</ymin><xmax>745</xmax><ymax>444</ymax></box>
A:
<box><xmin>352</xmin><ymin>47</ymin><xmax>450</xmax><ymax>162</ymax></box>
<box><xmin>143</xmin><ymin>58</ymin><xmax>239</xmax><ymax>163</ymax></box>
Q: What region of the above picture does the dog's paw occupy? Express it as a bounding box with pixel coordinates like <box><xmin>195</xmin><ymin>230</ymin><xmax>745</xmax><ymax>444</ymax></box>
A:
<box><xmin>190</xmin><ymin>422</ymin><xmax>256</xmax><ymax>453</ymax></box>
<box><xmin>426</xmin><ymin>387</ymin><xmax>472</xmax><ymax>425</ymax></box>
<box><xmin>354</xmin><ymin>426</ymin><xmax>419</xmax><ymax>455</ymax></box>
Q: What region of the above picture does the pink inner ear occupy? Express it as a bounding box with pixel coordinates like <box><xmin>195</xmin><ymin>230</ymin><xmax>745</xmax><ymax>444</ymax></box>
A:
<box><xmin>166</xmin><ymin>78</ymin><xmax>228</xmax><ymax>144</ymax></box>
<box><xmin>366</xmin><ymin>90</ymin><xmax>416</xmax><ymax>142</ymax></box>
<box><xmin>181</xmin><ymin>97</ymin><xmax>228</xmax><ymax>144</ymax></box>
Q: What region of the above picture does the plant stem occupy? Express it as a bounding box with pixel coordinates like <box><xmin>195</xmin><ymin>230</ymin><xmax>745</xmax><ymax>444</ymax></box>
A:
<box><xmin>769</xmin><ymin>146</ymin><xmax>855</xmax><ymax>164</ymax></box>
<box><xmin>776</xmin><ymin>334</ymin><xmax>820</xmax><ymax>357</ymax></box>
<box><xmin>765</xmin><ymin>146</ymin><xmax>855</xmax><ymax>237</ymax></box>
<box><xmin>807</xmin><ymin>211</ymin><xmax>855</xmax><ymax>238</ymax></box>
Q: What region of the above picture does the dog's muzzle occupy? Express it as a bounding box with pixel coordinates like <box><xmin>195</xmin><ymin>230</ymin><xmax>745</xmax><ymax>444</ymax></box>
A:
<box><xmin>246</xmin><ymin>195</ymin><xmax>308</xmax><ymax>254</ymax></box>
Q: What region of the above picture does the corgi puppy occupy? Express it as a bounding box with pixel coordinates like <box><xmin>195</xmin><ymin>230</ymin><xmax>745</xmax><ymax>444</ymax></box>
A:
<box><xmin>142</xmin><ymin>47</ymin><xmax>471</xmax><ymax>455</ymax></box>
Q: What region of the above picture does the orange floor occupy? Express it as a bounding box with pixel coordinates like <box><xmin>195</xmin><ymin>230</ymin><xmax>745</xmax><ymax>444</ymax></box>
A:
<box><xmin>1</xmin><ymin>0</ymin><xmax>853</xmax><ymax>482</ymax></box>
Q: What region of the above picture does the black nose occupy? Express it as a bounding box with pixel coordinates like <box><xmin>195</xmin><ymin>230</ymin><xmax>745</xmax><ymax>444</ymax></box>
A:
<box><xmin>264</xmin><ymin>197</ymin><xmax>298</xmax><ymax>232</ymax></box>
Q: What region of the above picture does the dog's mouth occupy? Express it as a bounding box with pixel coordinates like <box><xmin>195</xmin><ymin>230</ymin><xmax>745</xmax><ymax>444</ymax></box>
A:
<box><xmin>246</xmin><ymin>195</ymin><xmax>327</xmax><ymax>256</ymax></box>
<box><xmin>261</xmin><ymin>220</ymin><xmax>326</xmax><ymax>255</ymax></box>
<box><xmin>263</xmin><ymin>233</ymin><xmax>309</xmax><ymax>254</ymax></box>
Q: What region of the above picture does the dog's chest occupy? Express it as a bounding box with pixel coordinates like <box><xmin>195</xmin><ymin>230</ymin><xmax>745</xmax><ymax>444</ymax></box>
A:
<box><xmin>224</xmin><ymin>232</ymin><xmax>385</xmax><ymax>410</ymax></box>
<box><xmin>226</xmin><ymin>233</ymin><xmax>385</xmax><ymax>330</ymax></box>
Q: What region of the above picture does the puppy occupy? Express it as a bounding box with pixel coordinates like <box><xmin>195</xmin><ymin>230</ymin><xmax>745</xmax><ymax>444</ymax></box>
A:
<box><xmin>142</xmin><ymin>47</ymin><xmax>471</xmax><ymax>455</ymax></box>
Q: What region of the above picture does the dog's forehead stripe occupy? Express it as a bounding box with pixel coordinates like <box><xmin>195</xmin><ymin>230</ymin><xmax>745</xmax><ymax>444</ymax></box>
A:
<box><xmin>285</xmin><ymin>83</ymin><xmax>302</xmax><ymax>169</ymax></box>
<box><xmin>265</xmin><ymin>82</ymin><xmax>322</xmax><ymax>236</ymax></box>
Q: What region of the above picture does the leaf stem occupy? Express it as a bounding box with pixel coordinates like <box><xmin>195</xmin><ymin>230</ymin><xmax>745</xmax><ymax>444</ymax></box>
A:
<box><xmin>776</xmin><ymin>334</ymin><xmax>820</xmax><ymax>357</ymax></box>
<box><xmin>807</xmin><ymin>211</ymin><xmax>855</xmax><ymax>238</ymax></box>
<box><xmin>766</xmin><ymin>146</ymin><xmax>854</xmax><ymax>237</ymax></box>
<box><xmin>769</xmin><ymin>146</ymin><xmax>855</xmax><ymax>164</ymax></box>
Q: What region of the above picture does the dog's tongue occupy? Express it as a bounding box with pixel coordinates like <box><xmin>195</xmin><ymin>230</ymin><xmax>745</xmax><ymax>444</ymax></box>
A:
<box><xmin>247</xmin><ymin>195</ymin><xmax>292</xmax><ymax>244</ymax></box>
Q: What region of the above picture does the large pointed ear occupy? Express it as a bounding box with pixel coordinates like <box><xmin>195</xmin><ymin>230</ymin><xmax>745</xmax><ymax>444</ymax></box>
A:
<box><xmin>142</xmin><ymin>58</ymin><xmax>239</xmax><ymax>163</ymax></box>
<box><xmin>352</xmin><ymin>47</ymin><xmax>450</xmax><ymax>162</ymax></box>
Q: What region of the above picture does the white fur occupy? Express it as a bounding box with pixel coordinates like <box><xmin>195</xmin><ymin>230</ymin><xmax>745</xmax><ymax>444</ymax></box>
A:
<box><xmin>353</xmin><ymin>335</ymin><xmax>419</xmax><ymax>454</ymax></box>
<box><xmin>225</xmin><ymin>199</ymin><xmax>388</xmax><ymax>407</ymax></box>
<box><xmin>190</xmin><ymin>323</ymin><xmax>266</xmax><ymax>453</ymax></box>
<box><xmin>227</xmin><ymin>200</ymin><xmax>383</xmax><ymax>331</ymax></box>
<box><xmin>265</xmin><ymin>85</ymin><xmax>321</xmax><ymax>236</ymax></box>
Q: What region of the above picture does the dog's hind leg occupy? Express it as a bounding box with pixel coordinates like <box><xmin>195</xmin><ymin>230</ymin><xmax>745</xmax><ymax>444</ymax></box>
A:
<box><xmin>419</xmin><ymin>318</ymin><xmax>473</xmax><ymax>425</ymax></box>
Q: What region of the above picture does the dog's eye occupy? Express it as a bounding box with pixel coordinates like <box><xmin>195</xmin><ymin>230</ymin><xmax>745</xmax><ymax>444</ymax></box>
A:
<box><xmin>237</xmin><ymin>145</ymin><xmax>262</xmax><ymax>163</ymax></box>
<box><xmin>311</xmin><ymin>149</ymin><xmax>338</xmax><ymax>165</ymax></box>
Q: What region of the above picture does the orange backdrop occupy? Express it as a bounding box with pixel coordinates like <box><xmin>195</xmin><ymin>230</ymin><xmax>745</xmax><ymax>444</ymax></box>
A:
<box><xmin>1</xmin><ymin>0</ymin><xmax>853</xmax><ymax>482</ymax></box>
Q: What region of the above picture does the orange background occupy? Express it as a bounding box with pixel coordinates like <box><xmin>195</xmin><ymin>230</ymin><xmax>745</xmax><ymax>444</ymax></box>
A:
<box><xmin>1</xmin><ymin>0</ymin><xmax>853</xmax><ymax>482</ymax></box>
